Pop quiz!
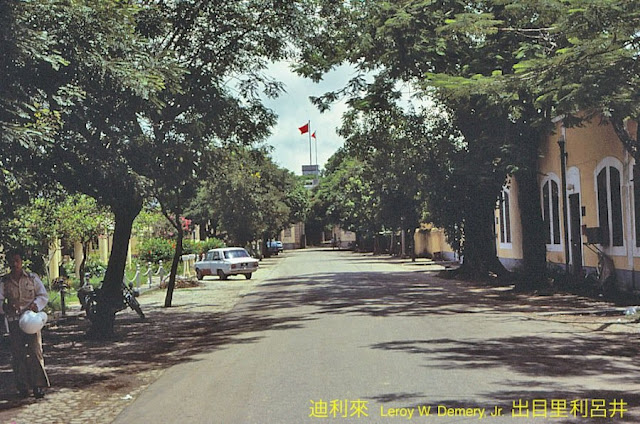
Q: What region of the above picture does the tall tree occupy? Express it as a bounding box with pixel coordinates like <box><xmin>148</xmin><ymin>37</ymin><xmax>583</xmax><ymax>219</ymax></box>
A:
<box><xmin>131</xmin><ymin>0</ymin><xmax>319</xmax><ymax>305</ymax></box>
<box><xmin>310</xmin><ymin>152</ymin><xmax>379</xmax><ymax>247</ymax></box>
<box><xmin>29</xmin><ymin>1</ymin><xmax>171</xmax><ymax>336</ymax></box>
<box><xmin>191</xmin><ymin>147</ymin><xmax>308</xmax><ymax>250</ymax></box>
<box><xmin>3</xmin><ymin>0</ymin><xmax>323</xmax><ymax>335</ymax></box>
<box><xmin>511</xmin><ymin>1</ymin><xmax>640</xmax><ymax>155</ymax></box>
<box><xmin>296</xmin><ymin>0</ymin><xmax>562</xmax><ymax>284</ymax></box>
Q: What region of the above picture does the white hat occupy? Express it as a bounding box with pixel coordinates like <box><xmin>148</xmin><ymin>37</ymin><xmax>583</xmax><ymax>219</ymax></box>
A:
<box><xmin>18</xmin><ymin>311</ymin><xmax>48</xmax><ymax>334</ymax></box>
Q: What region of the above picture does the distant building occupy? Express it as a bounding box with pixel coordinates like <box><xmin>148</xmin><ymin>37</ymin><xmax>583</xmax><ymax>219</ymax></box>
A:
<box><xmin>281</xmin><ymin>222</ymin><xmax>306</xmax><ymax>250</ymax></box>
<box><xmin>302</xmin><ymin>164</ymin><xmax>319</xmax><ymax>175</ymax></box>
<box><xmin>302</xmin><ymin>164</ymin><xmax>319</xmax><ymax>189</ymax></box>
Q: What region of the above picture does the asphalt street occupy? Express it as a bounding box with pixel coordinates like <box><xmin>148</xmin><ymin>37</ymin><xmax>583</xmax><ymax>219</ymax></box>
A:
<box><xmin>113</xmin><ymin>249</ymin><xmax>640</xmax><ymax>424</ymax></box>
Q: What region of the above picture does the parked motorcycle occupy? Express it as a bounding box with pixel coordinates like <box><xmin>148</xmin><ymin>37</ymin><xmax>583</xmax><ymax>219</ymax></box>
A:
<box><xmin>78</xmin><ymin>278</ymin><xmax>145</xmax><ymax>321</ymax></box>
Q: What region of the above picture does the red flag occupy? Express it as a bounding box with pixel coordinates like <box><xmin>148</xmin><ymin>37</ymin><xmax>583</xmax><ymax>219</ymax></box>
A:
<box><xmin>298</xmin><ymin>123</ymin><xmax>309</xmax><ymax>134</ymax></box>
<box><xmin>311</xmin><ymin>131</ymin><xmax>316</xmax><ymax>139</ymax></box>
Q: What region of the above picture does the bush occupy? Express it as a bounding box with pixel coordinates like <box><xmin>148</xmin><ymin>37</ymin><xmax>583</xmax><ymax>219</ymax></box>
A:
<box><xmin>182</xmin><ymin>239</ymin><xmax>199</xmax><ymax>255</ymax></box>
<box><xmin>85</xmin><ymin>253</ymin><xmax>107</xmax><ymax>279</ymax></box>
<box><xmin>196</xmin><ymin>238</ymin><xmax>225</xmax><ymax>254</ymax></box>
<box><xmin>138</xmin><ymin>237</ymin><xmax>226</xmax><ymax>263</ymax></box>
<box><xmin>58</xmin><ymin>253</ymin><xmax>106</xmax><ymax>290</ymax></box>
<box><xmin>138</xmin><ymin>237</ymin><xmax>176</xmax><ymax>263</ymax></box>
<box><xmin>61</xmin><ymin>260</ymin><xmax>79</xmax><ymax>287</ymax></box>
<box><xmin>183</xmin><ymin>238</ymin><xmax>225</xmax><ymax>257</ymax></box>
<box><xmin>46</xmin><ymin>290</ymin><xmax>63</xmax><ymax>313</ymax></box>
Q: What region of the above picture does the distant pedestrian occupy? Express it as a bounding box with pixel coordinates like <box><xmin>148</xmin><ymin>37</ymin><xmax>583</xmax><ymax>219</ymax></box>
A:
<box><xmin>0</xmin><ymin>250</ymin><xmax>50</xmax><ymax>399</ymax></box>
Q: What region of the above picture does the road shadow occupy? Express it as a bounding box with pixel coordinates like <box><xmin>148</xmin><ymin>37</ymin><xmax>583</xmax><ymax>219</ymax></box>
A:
<box><xmin>0</xmin><ymin>303</ymin><xmax>315</xmax><ymax>410</ymax></box>
<box><xmin>240</xmin><ymin>270</ymin><xmax>614</xmax><ymax>317</ymax></box>
<box><xmin>237</xmin><ymin>268</ymin><xmax>640</xmax><ymax>422</ymax></box>
<box><xmin>1</xmin><ymin>251</ymin><xmax>636</xmax><ymax>421</ymax></box>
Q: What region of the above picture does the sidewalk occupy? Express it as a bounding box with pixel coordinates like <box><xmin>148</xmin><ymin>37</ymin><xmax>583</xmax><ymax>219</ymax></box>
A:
<box><xmin>0</xmin><ymin>255</ymin><xmax>282</xmax><ymax>424</ymax></box>
<box><xmin>0</xmin><ymin>251</ymin><xmax>637</xmax><ymax>423</ymax></box>
<box><xmin>390</xmin><ymin>254</ymin><xmax>640</xmax><ymax>333</ymax></box>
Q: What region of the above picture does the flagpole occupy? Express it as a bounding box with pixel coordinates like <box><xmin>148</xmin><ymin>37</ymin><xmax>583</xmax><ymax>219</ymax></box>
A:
<box><xmin>315</xmin><ymin>132</ymin><xmax>318</xmax><ymax>167</ymax></box>
<box><xmin>308</xmin><ymin>120</ymin><xmax>312</xmax><ymax>165</ymax></box>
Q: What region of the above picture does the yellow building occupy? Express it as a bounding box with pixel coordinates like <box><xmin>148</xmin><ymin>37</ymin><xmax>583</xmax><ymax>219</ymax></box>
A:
<box><xmin>414</xmin><ymin>223</ymin><xmax>458</xmax><ymax>261</ymax></box>
<box><xmin>496</xmin><ymin>116</ymin><xmax>640</xmax><ymax>290</ymax></box>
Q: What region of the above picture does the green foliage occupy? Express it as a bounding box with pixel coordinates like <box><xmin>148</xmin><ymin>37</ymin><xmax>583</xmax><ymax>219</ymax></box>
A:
<box><xmin>0</xmin><ymin>0</ymin><xmax>68</xmax><ymax>152</ymax></box>
<box><xmin>138</xmin><ymin>237</ymin><xmax>225</xmax><ymax>263</ymax></box>
<box><xmin>132</xmin><ymin>207</ymin><xmax>169</xmax><ymax>239</ymax></box>
<box><xmin>60</xmin><ymin>253</ymin><xmax>106</xmax><ymax>289</ymax></box>
<box><xmin>2</xmin><ymin>191</ymin><xmax>112</xmax><ymax>276</ymax></box>
<box><xmin>311</xmin><ymin>152</ymin><xmax>378</xmax><ymax>237</ymax></box>
<box><xmin>46</xmin><ymin>290</ymin><xmax>64</xmax><ymax>314</ymax></box>
<box><xmin>199</xmin><ymin>238</ymin><xmax>226</xmax><ymax>252</ymax></box>
<box><xmin>137</xmin><ymin>237</ymin><xmax>176</xmax><ymax>264</ymax></box>
<box><xmin>182</xmin><ymin>238</ymin><xmax>225</xmax><ymax>256</ymax></box>
<box><xmin>190</xmin><ymin>146</ymin><xmax>309</xmax><ymax>246</ymax></box>
<box><xmin>84</xmin><ymin>254</ymin><xmax>107</xmax><ymax>280</ymax></box>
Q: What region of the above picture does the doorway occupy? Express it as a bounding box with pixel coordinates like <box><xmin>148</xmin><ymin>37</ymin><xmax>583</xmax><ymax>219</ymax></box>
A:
<box><xmin>569</xmin><ymin>193</ymin><xmax>583</xmax><ymax>276</ymax></box>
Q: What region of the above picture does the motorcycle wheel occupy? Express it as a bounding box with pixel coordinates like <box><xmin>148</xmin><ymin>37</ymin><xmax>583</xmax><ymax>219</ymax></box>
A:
<box><xmin>125</xmin><ymin>295</ymin><xmax>145</xmax><ymax>319</ymax></box>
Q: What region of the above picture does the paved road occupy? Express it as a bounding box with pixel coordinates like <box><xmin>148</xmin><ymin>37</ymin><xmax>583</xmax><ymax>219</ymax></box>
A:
<box><xmin>114</xmin><ymin>249</ymin><xmax>640</xmax><ymax>423</ymax></box>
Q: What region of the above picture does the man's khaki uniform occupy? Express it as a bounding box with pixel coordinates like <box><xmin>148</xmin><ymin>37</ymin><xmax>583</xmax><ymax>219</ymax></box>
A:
<box><xmin>0</xmin><ymin>270</ymin><xmax>50</xmax><ymax>391</ymax></box>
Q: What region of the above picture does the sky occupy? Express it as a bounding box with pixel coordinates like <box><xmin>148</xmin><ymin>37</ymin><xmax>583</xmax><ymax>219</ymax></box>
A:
<box><xmin>260</xmin><ymin>62</ymin><xmax>356</xmax><ymax>175</ymax></box>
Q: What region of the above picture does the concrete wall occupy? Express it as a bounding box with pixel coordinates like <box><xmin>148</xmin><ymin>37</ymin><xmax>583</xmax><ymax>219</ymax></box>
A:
<box><xmin>414</xmin><ymin>224</ymin><xmax>458</xmax><ymax>261</ymax></box>
<box><xmin>281</xmin><ymin>222</ymin><xmax>306</xmax><ymax>249</ymax></box>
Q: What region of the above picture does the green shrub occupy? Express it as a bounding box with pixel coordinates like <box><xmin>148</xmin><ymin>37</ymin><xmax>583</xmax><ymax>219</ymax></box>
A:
<box><xmin>46</xmin><ymin>290</ymin><xmax>62</xmax><ymax>313</ymax></box>
<box><xmin>56</xmin><ymin>254</ymin><xmax>106</xmax><ymax>290</ymax></box>
<box><xmin>182</xmin><ymin>239</ymin><xmax>199</xmax><ymax>255</ymax></box>
<box><xmin>138</xmin><ymin>237</ymin><xmax>225</xmax><ymax>263</ymax></box>
<box><xmin>182</xmin><ymin>238</ymin><xmax>225</xmax><ymax>256</ymax></box>
<box><xmin>85</xmin><ymin>253</ymin><xmax>107</xmax><ymax>279</ymax></box>
<box><xmin>61</xmin><ymin>260</ymin><xmax>79</xmax><ymax>287</ymax></box>
<box><xmin>198</xmin><ymin>238</ymin><xmax>225</xmax><ymax>253</ymax></box>
<box><xmin>138</xmin><ymin>237</ymin><xmax>175</xmax><ymax>263</ymax></box>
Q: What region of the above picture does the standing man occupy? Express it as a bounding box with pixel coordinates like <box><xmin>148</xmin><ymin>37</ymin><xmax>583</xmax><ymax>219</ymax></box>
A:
<box><xmin>0</xmin><ymin>250</ymin><xmax>50</xmax><ymax>399</ymax></box>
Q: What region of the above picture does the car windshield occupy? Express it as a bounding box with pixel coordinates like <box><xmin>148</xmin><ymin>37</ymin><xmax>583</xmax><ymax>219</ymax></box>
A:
<box><xmin>224</xmin><ymin>249</ymin><xmax>250</xmax><ymax>259</ymax></box>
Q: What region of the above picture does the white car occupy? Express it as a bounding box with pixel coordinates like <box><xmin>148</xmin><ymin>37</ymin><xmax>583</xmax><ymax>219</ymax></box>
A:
<box><xmin>195</xmin><ymin>247</ymin><xmax>259</xmax><ymax>280</ymax></box>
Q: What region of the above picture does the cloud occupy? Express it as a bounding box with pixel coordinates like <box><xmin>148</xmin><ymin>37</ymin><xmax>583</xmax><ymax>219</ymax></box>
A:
<box><xmin>261</xmin><ymin>62</ymin><xmax>355</xmax><ymax>175</ymax></box>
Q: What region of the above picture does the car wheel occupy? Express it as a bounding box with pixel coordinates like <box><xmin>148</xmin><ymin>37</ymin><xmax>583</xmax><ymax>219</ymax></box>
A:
<box><xmin>196</xmin><ymin>269</ymin><xmax>203</xmax><ymax>280</ymax></box>
<box><xmin>244</xmin><ymin>273</ymin><xmax>252</xmax><ymax>280</ymax></box>
<box><xmin>217</xmin><ymin>269</ymin><xmax>228</xmax><ymax>280</ymax></box>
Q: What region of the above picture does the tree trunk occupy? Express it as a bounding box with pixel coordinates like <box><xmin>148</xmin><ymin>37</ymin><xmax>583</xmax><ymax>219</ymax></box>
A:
<box><xmin>459</xmin><ymin>188</ymin><xmax>509</xmax><ymax>279</ymax></box>
<box><xmin>452</xmin><ymin>98</ymin><xmax>510</xmax><ymax>280</ymax></box>
<box><xmin>409</xmin><ymin>228</ymin><xmax>416</xmax><ymax>262</ymax></box>
<box><xmin>514</xmin><ymin>140</ymin><xmax>547</xmax><ymax>290</ymax></box>
<box><xmin>164</xmin><ymin>226</ymin><xmax>183</xmax><ymax>307</ymax></box>
<box><xmin>90</xmin><ymin>202</ymin><xmax>142</xmax><ymax>339</ymax></box>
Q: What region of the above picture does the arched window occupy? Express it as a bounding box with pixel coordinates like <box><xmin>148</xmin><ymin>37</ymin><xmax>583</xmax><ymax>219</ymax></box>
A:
<box><xmin>498</xmin><ymin>188</ymin><xmax>512</xmax><ymax>245</ymax></box>
<box><xmin>596</xmin><ymin>158</ymin><xmax>624</xmax><ymax>247</ymax></box>
<box><xmin>542</xmin><ymin>176</ymin><xmax>561</xmax><ymax>247</ymax></box>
